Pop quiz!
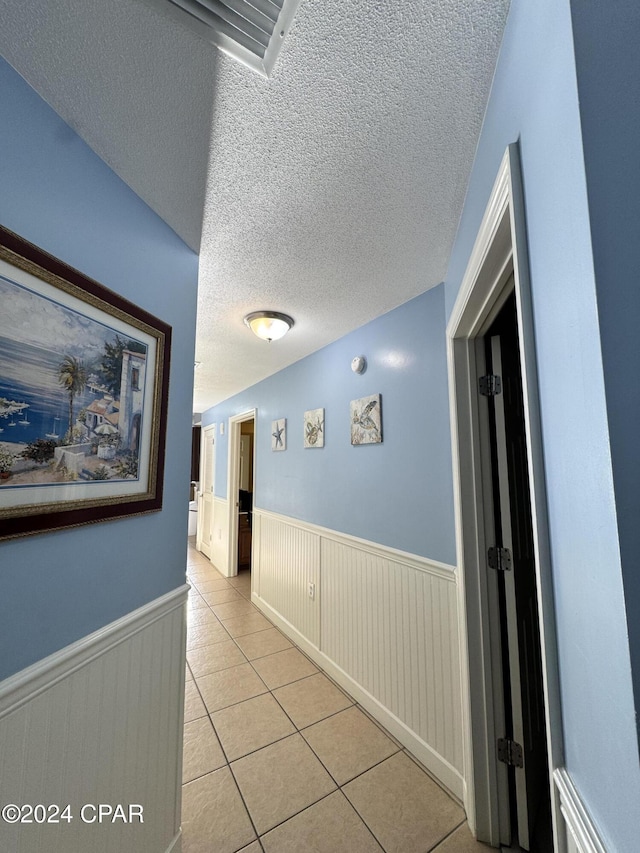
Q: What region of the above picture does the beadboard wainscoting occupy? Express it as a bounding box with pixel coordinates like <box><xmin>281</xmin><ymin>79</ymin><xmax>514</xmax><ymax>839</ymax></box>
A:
<box><xmin>209</xmin><ymin>495</ymin><xmax>230</xmax><ymax>576</ymax></box>
<box><xmin>0</xmin><ymin>586</ymin><xmax>188</xmax><ymax>853</ymax></box>
<box><xmin>251</xmin><ymin>508</ymin><xmax>464</xmax><ymax>798</ymax></box>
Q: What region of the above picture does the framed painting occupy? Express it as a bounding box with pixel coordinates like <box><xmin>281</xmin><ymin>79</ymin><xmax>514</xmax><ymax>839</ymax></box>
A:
<box><xmin>350</xmin><ymin>394</ymin><xmax>382</xmax><ymax>445</ymax></box>
<box><xmin>303</xmin><ymin>408</ymin><xmax>324</xmax><ymax>448</ymax></box>
<box><xmin>0</xmin><ymin>226</ymin><xmax>171</xmax><ymax>541</ymax></box>
<box><xmin>271</xmin><ymin>418</ymin><xmax>286</xmax><ymax>451</ymax></box>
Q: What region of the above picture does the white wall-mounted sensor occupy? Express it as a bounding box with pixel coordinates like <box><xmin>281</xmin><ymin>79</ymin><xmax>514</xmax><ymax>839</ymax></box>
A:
<box><xmin>351</xmin><ymin>356</ymin><xmax>366</xmax><ymax>374</ymax></box>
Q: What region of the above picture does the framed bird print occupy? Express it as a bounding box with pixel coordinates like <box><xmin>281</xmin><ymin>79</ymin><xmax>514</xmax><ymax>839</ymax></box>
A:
<box><xmin>271</xmin><ymin>418</ymin><xmax>286</xmax><ymax>451</ymax></box>
<box><xmin>303</xmin><ymin>408</ymin><xmax>324</xmax><ymax>448</ymax></box>
<box><xmin>350</xmin><ymin>394</ymin><xmax>382</xmax><ymax>445</ymax></box>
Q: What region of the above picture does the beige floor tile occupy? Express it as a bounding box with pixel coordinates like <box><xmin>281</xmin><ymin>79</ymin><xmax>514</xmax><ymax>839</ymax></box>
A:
<box><xmin>251</xmin><ymin>647</ymin><xmax>318</xmax><ymax>690</ymax></box>
<box><xmin>431</xmin><ymin>823</ymin><xmax>492</xmax><ymax>852</ymax></box>
<box><xmin>187</xmin><ymin>608</ymin><xmax>219</xmax><ymax>627</ymax></box>
<box><xmin>198</xmin><ymin>663</ymin><xmax>268</xmax><ymax>713</ymax></box>
<box><xmin>186</xmin><ymin>555</ymin><xmax>211</xmax><ymax>569</ymax></box>
<box><xmin>193</xmin><ymin>577</ymin><xmax>233</xmax><ymax>593</ymax></box>
<box><xmin>273</xmin><ymin>672</ymin><xmax>353</xmax><ymax>729</ymax></box>
<box><xmin>231</xmin><ymin>733</ymin><xmax>336</xmax><ymax>835</ymax></box>
<box><xmin>202</xmin><ymin>588</ymin><xmax>243</xmax><ymax>605</ymax></box>
<box><xmin>237</xmin><ymin>844</ymin><xmax>262</xmax><ymax>853</ymax></box>
<box><xmin>222</xmin><ymin>612</ymin><xmax>273</xmax><ymax>637</ymax></box>
<box><xmin>187</xmin><ymin>562</ymin><xmax>216</xmax><ymax>574</ymax></box>
<box><xmin>262</xmin><ymin>791</ymin><xmax>383</xmax><ymax>853</ymax></box>
<box><xmin>343</xmin><ymin>752</ymin><xmax>464</xmax><ymax>853</ymax></box>
<box><xmin>187</xmin><ymin>565</ymin><xmax>217</xmax><ymax>578</ymax></box>
<box><xmin>228</xmin><ymin>570</ymin><xmax>251</xmax><ymax>587</ymax></box>
<box><xmin>235</xmin><ymin>628</ymin><xmax>293</xmax><ymax>661</ymax></box>
<box><xmin>182</xmin><ymin>767</ymin><xmax>256</xmax><ymax>853</ymax></box>
<box><xmin>212</xmin><ymin>598</ymin><xmax>258</xmax><ymax>620</ymax></box>
<box><xmin>233</xmin><ymin>585</ymin><xmax>252</xmax><ymax>601</ymax></box>
<box><xmin>302</xmin><ymin>705</ymin><xmax>399</xmax><ymax>785</ymax></box>
<box><xmin>187</xmin><ymin>593</ymin><xmax>209</xmax><ymax>611</ymax></box>
<box><xmin>212</xmin><ymin>693</ymin><xmax>296</xmax><ymax>761</ymax></box>
<box><xmin>187</xmin><ymin>639</ymin><xmax>247</xmax><ymax>677</ymax></box>
<box><xmin>183</xmin><ymin>717</ymin><xmax>226</xmax><ymax>783</ymax></box>
<box><xmin>184</xmin><ymin>680</ymin><xmax>207</xmax><ymax>723</ymax></box>
<box><xmin>187</xmin><ymin>620</ymin><xmax>230</xmax><ymax>650</ymax></box>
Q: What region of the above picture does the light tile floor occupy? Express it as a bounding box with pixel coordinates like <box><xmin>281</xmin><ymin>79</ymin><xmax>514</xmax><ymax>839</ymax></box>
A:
<box><xmin>182</xmin><ymin>541</ymin><xmax>492</xmax><ymax>853</ymax></box>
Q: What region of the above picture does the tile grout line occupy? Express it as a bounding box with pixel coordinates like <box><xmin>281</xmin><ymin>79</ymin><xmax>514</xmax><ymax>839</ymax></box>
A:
<box><xmin>185</xmin><ymin>550</ymin><xmax>470</xmax><ymax>853</ymax></box>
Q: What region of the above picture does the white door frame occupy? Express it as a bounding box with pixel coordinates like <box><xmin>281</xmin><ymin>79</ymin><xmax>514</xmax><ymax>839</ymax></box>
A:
<box><xmin>447</xmin><ymin>145</ymin><xmax>564</xmax><ymax>848</ymax></box>
<box><xmin>196</xmin><ymin>423</ymin><xmax>216</xmax><ymax>557</ymax></box>
<box><xmin>226</xmin><ymin>409</ymin><xmax>256</xmax><ymax>577</ymax></box>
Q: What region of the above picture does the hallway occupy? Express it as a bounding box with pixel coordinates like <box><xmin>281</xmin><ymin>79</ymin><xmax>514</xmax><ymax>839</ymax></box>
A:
<box><xmin>183</xmin><ymin>542</ymin><xmax>490</xmax><ymax>853</ymax></box>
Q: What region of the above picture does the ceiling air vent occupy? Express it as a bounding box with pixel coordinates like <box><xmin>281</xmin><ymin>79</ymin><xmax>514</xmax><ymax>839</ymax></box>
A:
<box><xmin>143</xmin><ymin>0</ymin><xmax>301</xmax><ymax>77</ymax></box>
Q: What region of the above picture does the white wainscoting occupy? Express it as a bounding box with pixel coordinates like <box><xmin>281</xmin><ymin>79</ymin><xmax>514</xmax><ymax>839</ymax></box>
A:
<box><xmin>252</xmin><ymin>508</ymin><xmax>464</xmax><ymax>798</ymax></box>
<box><xmin>553</xmin><ymin>769</ymin><xmax>606</xmax><ymax>853</ymax></box>
<box><xmin>0</xmin><ymin>586</ymin><xmax>188</xmax><ymax>853</ymax></box>
<box><xmin>209</xmin><ymin>495</ymin><xmax>230</xmax><ymax>575</ymax></box>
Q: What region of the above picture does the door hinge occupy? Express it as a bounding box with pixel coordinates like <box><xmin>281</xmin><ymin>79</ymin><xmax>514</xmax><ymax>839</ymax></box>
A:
<box><xmin>479</xmin><ymin>374</ymin><xmax>502</xmax><ymax>396</ymax></box>
<box><xmin>497</xmin><ymin>738</ymin><xmax>524</xmax><ymax>768</ymax></box>
<box><xmin>488</xmin><ymin>546</ymin><xmax>512</xmax><ymax>571</ymax></box>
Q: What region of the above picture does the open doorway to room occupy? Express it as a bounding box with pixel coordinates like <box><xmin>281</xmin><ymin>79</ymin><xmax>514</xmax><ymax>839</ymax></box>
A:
<box><xmin>227</xmin><ymin>410</ymin><xmax>256</xmax><ymax>580</ymax></box>
<box><xmin>448</xmin><ymin>146</ymin><xmax>562</xmax><ymax>851</ymax></box>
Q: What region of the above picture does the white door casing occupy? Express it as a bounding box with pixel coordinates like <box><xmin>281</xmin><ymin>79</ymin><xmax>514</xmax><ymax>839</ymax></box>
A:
<box><xmin>447</xmin><ymin>145</ymin><xmax>563</xmax><ymax>848</ymax></box>
<box><xmin>226</xmin><ymin>410</ymin><xmax>256</xmax><ymax>577</ymax></box>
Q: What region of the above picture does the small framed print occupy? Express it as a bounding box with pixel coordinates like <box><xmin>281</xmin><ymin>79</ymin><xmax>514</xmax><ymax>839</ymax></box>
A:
<box><xmin>271</xmin><ymin>418</ymin><xmax>286</xmax><ymax>451</ymax></box>
<box><xmin>350</xmin><ymin>394</ymin><xmax>382</xmax><ymax>445</ymax></box>
<box><xmin>303</xmin><ymin>408</ymin><xmax>324</xmax><ymax>448</ymax></box>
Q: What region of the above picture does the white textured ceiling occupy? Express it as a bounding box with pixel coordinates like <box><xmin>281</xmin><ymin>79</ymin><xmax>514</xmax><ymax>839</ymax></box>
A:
<box><xmin>0</xmin><ymin>0</ymin><xmax>510</xmax><ymax>413</ymax></box>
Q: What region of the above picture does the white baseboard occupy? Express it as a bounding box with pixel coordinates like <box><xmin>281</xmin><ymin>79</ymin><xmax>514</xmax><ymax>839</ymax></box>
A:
<box><xmin>253</xmin><ymin>593</ymin><xmax>465</xmax><ymax>801</ymax></box>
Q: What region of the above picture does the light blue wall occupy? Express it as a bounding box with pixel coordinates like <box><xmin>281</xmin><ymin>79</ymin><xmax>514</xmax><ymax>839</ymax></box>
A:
<box><xmin>569</xmin><ymin>0</ymin><xmax>640</xmax><ymax>745</ymax></box>
<box><xmin>0</xmin><ymin>58</ymin><xmax>198</xmax><ymax>680</ymax></box>
<box><xmin>445</xmin><ymin>1</ymin><xmax>640</xmax><ymax>849</ymax></box>
<box><xmin>203</xmin><ymin>286</ymin><xmax>456</xmax><ymax>566</ymax></box>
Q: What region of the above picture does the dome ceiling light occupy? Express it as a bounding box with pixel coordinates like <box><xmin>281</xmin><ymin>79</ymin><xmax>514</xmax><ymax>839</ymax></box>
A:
<box><xmin>244</xmin><ymin>311</ymin><xmax>294</xmax><ymax>342</ymax></box>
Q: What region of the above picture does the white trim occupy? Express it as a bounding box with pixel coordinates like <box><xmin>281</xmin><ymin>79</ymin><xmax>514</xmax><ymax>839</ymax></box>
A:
<box><xmin>0</xmin><ymin>584</ymin><xmax>189</xmax><ymax>719</ymax></box>
<box><xmin>226</xmin><ymin>409</ymin><xmax>256</xmax><ymax>577</ymax></box>
<box><xmin>253</xmin><ymin>594</ymin><xmax>464</xmax><ymax>800</ymax></box>
<box><xmin>447</xmin><ymin>144</ymin><xmax>563</xmax><ymax>846</ymax></box>
<box><xmin>254</xmin><ymin>506</ymin><xmax>457</xmax><ymax>583</ymax></box>
<box><xmin>165</xmin><ymin>829</ymin><xmax>182</xmax><ymax>853</ymax></box>
<box><xmin>554</xmin><ymin>769</ymin><xmax>606</xmax><ymax>853</ymax></box>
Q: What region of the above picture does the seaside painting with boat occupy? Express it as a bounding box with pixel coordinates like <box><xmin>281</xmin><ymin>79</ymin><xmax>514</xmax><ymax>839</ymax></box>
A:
<box><xmin>0</xmin><ymin>225</ymin><xmax>170</xmax><ymax>540</ymax></box>
<box><xmin>0</xmin><ymin>273</ymin><xmax>149</xmax><ymax>491</ymax></box>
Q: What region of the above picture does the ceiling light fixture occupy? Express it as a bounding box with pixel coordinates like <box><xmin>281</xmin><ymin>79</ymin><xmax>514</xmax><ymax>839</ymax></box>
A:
<box><xmin>244</xmin><ymin>311</ymin><xmax>294</xmax><ymax>342</ymax></box>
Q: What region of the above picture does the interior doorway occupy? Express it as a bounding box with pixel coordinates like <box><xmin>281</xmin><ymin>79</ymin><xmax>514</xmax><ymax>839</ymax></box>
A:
<box><xmin>447</xmin><ymin>146</ymin><xmax>562</xmax><ymax>850</ymax></box>
<box><xmin>196</xmin><ymin>422</ymin><xmax>216</xmax><ymax>558</ymax></box>
<box><xmin>227</xmin><ymin>410</ymin><xmax>256</xmax><ymax>578</ymax></box>
<box><xmin>481</xmin><ymin>288</ymin><xmax>551</xmax><ymax>850</ymax></box>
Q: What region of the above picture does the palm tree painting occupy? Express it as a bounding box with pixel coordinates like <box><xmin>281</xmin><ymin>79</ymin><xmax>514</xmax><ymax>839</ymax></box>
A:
<box><xmin>350</xmin><ymin>394</ymin><xmax>382</xmax><ymax>445</ymax></box>
<box><xmin>58</xmin><ymin>355</ymin><xmax>88</xmax><ymax>442</ymax></box>
<box><xmin>0</xmin><ymin>226</ymin><xmax>170</xmax><ymax>539</ymax></box>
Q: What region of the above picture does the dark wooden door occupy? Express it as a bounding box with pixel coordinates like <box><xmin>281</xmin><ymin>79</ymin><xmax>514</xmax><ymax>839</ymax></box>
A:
<box><xmin>485</xmin><ymin>289</ymin><xmax>549</xmax><ymax>850</ymax></box>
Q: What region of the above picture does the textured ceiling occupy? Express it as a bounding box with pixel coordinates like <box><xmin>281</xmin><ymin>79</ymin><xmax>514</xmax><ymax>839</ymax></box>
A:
<box><xmin>0</xmin><ymin>0</ymin><xmax>511</xmax><ymax>413</ymax></box>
